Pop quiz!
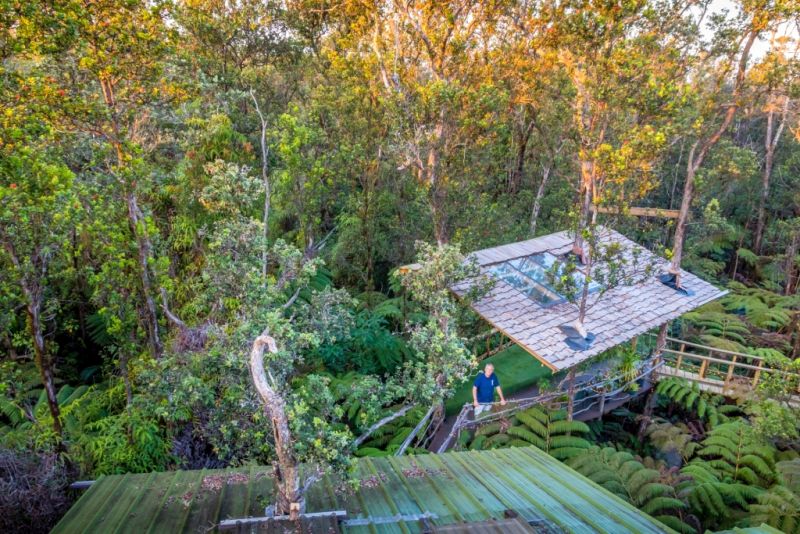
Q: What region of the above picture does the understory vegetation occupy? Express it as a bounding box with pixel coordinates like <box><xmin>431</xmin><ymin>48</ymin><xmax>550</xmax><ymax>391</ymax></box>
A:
<box><xmin>2</xmin><ymin>0</ymin><xmax>800</xmax><ymax>531</ymax></box>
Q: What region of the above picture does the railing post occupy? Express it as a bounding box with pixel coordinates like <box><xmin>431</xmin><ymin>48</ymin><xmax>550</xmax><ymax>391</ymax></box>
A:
<box><xmin>699</xmin><ymin>357</ymin><xmax>708</xmax><ymax>380</ymax></box>
<box><xmin>752</xmin><ymin>360</ymin><xmax>764</xmax><ymax>388</ymax></box>
<box><xmin>675</xmin><ymin>352</ymin><xmax>683</xmax><ymax>372</ymax></box>
<box><xmin>598</xmin><ymin>392</ymin><xmax>606</xmax><ymax>419</ymax></box>
<box><xmin>725</xmin><ymin>356</ymin><xmax>737</xmax><ymax>389</ymax></box>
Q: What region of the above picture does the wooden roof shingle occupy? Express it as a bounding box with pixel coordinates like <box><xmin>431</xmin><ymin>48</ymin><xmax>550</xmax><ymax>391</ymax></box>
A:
<box><xmin>454</xmin><ymin>228</ymin><xmax>727</xmax><ymax>372</ymax></box>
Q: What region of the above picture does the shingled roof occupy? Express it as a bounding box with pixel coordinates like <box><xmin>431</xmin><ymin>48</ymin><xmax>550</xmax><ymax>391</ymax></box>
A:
<box><xmin>453</xmin><ymin>228</ymin><xmax>726</xmax><ymax>372</ymax></box>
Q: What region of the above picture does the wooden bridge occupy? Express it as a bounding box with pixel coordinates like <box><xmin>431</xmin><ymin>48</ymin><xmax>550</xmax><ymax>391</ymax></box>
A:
<box><xmin>656</xmin><ymin>336</ymin><xmax>800</xmax><ymax>401</ymax></box>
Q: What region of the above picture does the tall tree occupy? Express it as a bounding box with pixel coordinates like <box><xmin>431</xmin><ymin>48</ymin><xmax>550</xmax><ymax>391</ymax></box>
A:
<box><xmin>367</xmin><ymin>0</ymin><xmax>509</xmax><ymax>244</ymax></box>
<box><xmin>27</xmin><ymin>0</ymin><xmax>179</xmax><ymax>357</ymax></box>
<box><xmin>751</xmin><ymin>39</ymin><xmax>798</xmax><ymax>254</ymax></box>
<box><xmin>0</xmin><ymin>140</ymin><xmax>78</xmax><ymax>441</ymax></box>
<box><xmin>669</xmin><ymin>0</ymin><xmax>798</xmax><ymax>286</ymax></box>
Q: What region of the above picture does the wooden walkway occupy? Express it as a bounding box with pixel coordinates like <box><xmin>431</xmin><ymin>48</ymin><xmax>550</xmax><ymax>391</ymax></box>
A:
<box><xmin>656</xmin><ymin>336</ymin><xmax>800</xmax><ymax>404</ymax></box>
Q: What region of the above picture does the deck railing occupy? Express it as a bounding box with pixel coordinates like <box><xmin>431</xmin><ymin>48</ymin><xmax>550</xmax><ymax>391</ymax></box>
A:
<box><xmin>434</xmin><ymin>357</ymin><xmax>663</xmax><ymax>453</ymax></box>
<box><xmin>658</xmin><ymin>336</ymin><xmax>800</xmax><ymax>395</ymax></box>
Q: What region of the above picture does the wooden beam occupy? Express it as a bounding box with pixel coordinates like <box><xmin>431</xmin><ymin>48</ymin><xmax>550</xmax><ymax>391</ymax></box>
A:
<box><xmin>219</xmin><ymin>510</ymin><xmax>347</xmax><ymax>530</ymax></box>
<box><xmin>590</xmin><ymin>205</ymin><xmax>680</xmax><ymax>218</ymax></box>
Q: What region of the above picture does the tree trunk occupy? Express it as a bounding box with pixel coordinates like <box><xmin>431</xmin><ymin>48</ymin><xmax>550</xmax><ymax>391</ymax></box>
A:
<box><xmin>669</xmin><ymin>147</ymin><xmax>697</xmax><ymax>283</ymax></box>
<box><xmin>637</xmin><ymin>389</ymin><xmax>657</xmax><ymax>441</ymax></box>
<box><xmin>250</xmin><ymin>90</ymin><xmax>271</xmax><ymax>279</ymax></box>
<box><xmin>27</xmin><ymin>297</ymin><xmax>63</xmax><ymax>439</ymax></box>
<box><xmin>530</xmin><ymin>163</ymin><xmax>551</xmax><ymax>237</ymax></box>
<box><xmin>99</xmin><ymin>77</ymin><xmax>161</xmax><ymax>357</ymax></box>
<box><xmin>785</xmin><ymin>229</ymin><xmax>799</xmax><ymax>296</ymax></box>
<box><xmin>656</xmin><ymin>323</ymin><xmax>668</xmax><ymax>354</ymax></box>
<box><xmin>754</xmin><ymin>97</ymin><xmax>789</xmax><ymax>255</ymax></box>
<box><xmin>249</xmin><ymin>332</ymin><xmax>302</xmax><ymax>519</ymax></box>
<box><xmin>566</xmin><ymin>368</ymin><xmax>577</xmax><ymax>422</ymax></box>
<box><xmin>669</xmin><ymin>29</ymin><xmax>758</xmax><ymax>286</ymax></box>
<box><xmin>510</xmin><ymin>118</ymin><xmax>534</xmax><ymax>195</ymax></box>
<box><xmin>126</xmin><ymin>191</ymin><xmax>162</xmax><ymax>358</ymax></box>
<box><xmin>573</xmin><ymin>158</ymin><xmax>594</xmax><ymax>259</ymax></box>
<box><xmin>428</xmin><ymin>113</ymin><xmax>447</xmax><ymax>246</ymax></box>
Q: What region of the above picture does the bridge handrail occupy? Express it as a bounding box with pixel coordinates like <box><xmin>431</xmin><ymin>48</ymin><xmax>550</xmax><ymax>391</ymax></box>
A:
<box><xmin>665</xmin><ymin>336</ymin><xmax>776</xmax><ymax>362</ymax></box>
<box><xmin>662</xmin><ymin>348</ymin><xmax>800</xmax><ymax>378</ymax></box>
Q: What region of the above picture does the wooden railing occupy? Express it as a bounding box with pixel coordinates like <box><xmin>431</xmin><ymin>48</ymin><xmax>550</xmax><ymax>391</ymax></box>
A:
<box><xmin>657</xmin><ymin>336</ymin><xmax>800</xmax><ymax>396</ymax></box>
<box><xmin>469</xmin><ymin>329</ymin><xmax>515</xmax><ymax>361</ymax></box>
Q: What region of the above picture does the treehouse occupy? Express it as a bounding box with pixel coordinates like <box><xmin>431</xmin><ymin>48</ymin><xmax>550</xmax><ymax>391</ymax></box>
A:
<box><xmin>427</xmin><ymin>228</ymin><xmax>800</xmax><ymax>454</ymax></box>
<box><xmin>451</xmin><ymin>227</ymin><xmax>727</xmax><ymax>372</ymax></box>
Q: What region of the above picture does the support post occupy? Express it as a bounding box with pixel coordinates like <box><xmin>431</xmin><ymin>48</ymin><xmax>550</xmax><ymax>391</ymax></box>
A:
<box><xmin>598</xmin><ymin>392</ymin><xmax>606</xmax><ymax>419</ymax></box>
<box><xmin>566</xmin><ymin>368</ymin><xmax>577</xmax><ymax>423</ymax></box>
<box><xmin>725</xmin><ymin>356</ymin><xmax>738</xmax><ymax>390</ymax></box>
<box><xmin>699</xmin><ymin>357</ymin><xmax>709</xmax><ymax>380</ymax></box>
<box><xmin>752</xmin><ymin>360</ymin><xmax>764</xmax><ymax>388</ymax></box>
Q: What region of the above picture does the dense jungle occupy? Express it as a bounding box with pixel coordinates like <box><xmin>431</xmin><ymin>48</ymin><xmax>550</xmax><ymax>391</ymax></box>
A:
<box><xmin>1</xmin><ymin>0</ymin><xmax>800</xmax><ymax>531</ymax></box>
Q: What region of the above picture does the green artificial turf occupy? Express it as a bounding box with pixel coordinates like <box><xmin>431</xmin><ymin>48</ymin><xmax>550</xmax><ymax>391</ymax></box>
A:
<box><xmin>445</xmin><ymin>344</ymin><xmax>553</xmax><ymax>415</ymax></box>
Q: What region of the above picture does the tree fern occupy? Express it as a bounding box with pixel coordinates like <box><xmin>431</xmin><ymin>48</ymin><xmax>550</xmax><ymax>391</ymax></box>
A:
<box><xmin>509</xmin><ymin>407</ymin><xmax>590</xmax><ymax>459</ymax></box>
<box><xmin>748</xmin><ymin>485</ymin><xmax>800</xmax><ymax>533</ymax></box>
<box><xmin>677</xmin><ymin>462</ymin><xmax>762</xmax><ymax>525</ymax></box>
<box><xmin>568</xmin><ymin>446</ymin><xmax>693</xmax><ymax>531</ymax></box>
<box><xmin>682</xmin><ymin>309</ymin><xmax>750</xmax><ymax>345</ymax></box>
<box><xmin>777</xmin><ymin>458</ymin><xmax>800</xmax><ymax>493</ymax></box>
<box><xmin>645</xmin><ymin>418</ymin><xmax>700</xmax><ymax>464</ymax></box>
<box><xmin>720</xmin><ymin>284</ymin><xmax>794</xmax><ymax>331</ymax></box>
<box><xmin>656</xmin><ymin>378</ymin><xmax>730</xmax><ymax>426</ymax></box>
<box><xmin>468</xmin><ymin>407</ymin><xmax>591</xmax><ymax>459</ymax></box>
<box><xmin>695</xmin><ymin>421</ymin><xmax>777</xmax><ymax>487</ymax></box>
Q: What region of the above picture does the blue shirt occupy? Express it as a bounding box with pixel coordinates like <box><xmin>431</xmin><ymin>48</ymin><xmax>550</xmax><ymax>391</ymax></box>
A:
<box><xmin>473</xmin><ymin>372</ymin><xmax>500</xmax><ymax>403</ymax></box>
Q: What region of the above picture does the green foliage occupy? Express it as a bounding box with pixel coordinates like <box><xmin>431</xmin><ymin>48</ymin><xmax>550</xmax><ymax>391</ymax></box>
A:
<box><xmin>568</xmin><ymin>446</ymin><xmax>692</xmax><ymax>531</ymax></box>
<box><xmin>655</xmin><ymin>378</ymin><xmax>732</xmax><ymax>426</ymax></box>
<box><xmin>694</xmin><ymin>421</ymin><xmax>777</xmax><ymax>487</ymax></box>
<box><xmin>748</xmin><ymin>485</ymin><xmax>800</xmax><ymax>533</ymax></box>
<box><xmin>720</xmin><ymin>282</ymin><xmax>796</xmax><ymax>331</ymax></box>
<box><xmin>677</xmin><ymin>462</ymin><xmax>762</xmax><ymax>525</ymax></box>
<box><xmin>467</xmin><ymin>407</ymin><xmax>591</xmax><ymax>459</ymax></box>
<box><xmin>645</xmin><ymin>418</ymin><xmax>699</xmax><ymax>464</ymax></box>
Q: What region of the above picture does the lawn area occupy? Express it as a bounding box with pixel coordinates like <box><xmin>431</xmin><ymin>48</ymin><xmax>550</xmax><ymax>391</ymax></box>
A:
<box><xmin>445</xmin><ymin>344</ymin><xmax>553</xmax><ymax>415</ymax></box>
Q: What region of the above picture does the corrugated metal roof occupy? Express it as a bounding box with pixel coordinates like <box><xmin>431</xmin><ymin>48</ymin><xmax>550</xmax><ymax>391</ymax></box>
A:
<box><xmin>53</xmin><ymin>447</ymin><xmax>673</xmax><ymax>534</ymax></box>
<box><xmin>713</xmin><ymin>526</ymin><xmax>785</xmax><ymax>534</ymax></box>
<box><xmin>453</xmin><ymin>228</ymin><xmax>727</xmax><ymax>371</ymax></box>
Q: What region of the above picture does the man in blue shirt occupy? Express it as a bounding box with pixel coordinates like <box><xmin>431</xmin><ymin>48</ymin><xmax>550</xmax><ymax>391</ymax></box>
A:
<box><xmin>472</xmin><ymin>363</ymin><xmax>506</xmax><ymax>417</ymax></box>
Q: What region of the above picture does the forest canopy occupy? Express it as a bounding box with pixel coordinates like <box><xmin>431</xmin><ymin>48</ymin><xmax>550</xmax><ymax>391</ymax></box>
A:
<box><xmin>1</xmin><ymin>0</ymin><xmax>800</xmax><ymax>532</ymax></box>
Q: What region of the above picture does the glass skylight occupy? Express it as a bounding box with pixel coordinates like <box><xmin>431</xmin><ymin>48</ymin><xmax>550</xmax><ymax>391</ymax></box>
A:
<box><xmin>488</xmin><ymin>252</ymin><xmax>601</xmax><ymax>307</ymax></box>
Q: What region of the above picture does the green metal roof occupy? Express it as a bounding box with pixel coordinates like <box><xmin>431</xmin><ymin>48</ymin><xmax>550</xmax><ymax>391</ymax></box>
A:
<box><xmin>711</xmin><ymin>526</ymin><xmax>785</xmax><ymax>534</ymax></box>
<box><xmin>53</xmin><ymin>446</ymin><xmax>673</xmax><ymax>533</ymax></box>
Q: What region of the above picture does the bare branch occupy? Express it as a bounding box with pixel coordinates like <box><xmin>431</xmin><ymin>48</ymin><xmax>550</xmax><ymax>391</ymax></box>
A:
<box><xmin>353</xmin><ymin>404</ymin><xmax>415</xmax><ymax>447</ymax></box>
